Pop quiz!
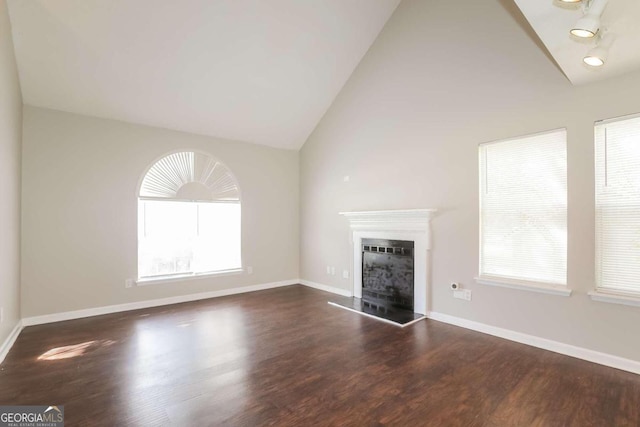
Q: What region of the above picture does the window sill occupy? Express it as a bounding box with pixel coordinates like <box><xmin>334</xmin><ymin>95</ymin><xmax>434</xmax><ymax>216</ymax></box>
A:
<box><xmin>588</xmin><ymin>289</ymin><xmax>640</xmax><ymax>307</ymax></box>
<box><xmin>136</xmin><ymin>268</ymin><xmax>244</xmax><ymax>286</ymax></box>
<box><xmin>475</xmin><ymin>275</ymin><xmax>571</xmax><ymax>297</ymax></box>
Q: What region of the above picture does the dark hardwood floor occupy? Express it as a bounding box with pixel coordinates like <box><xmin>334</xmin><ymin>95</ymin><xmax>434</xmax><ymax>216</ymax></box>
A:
<box><xmin>1</xmin><ymin>285</ymin><xmax>639</xmax><ymax>426</ymax></box>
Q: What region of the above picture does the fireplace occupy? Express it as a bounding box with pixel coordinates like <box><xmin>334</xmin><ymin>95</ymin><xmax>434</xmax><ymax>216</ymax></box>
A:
<box><xmin>339</xmin><ymin>209</ymin><xmax>437</xmax><ymax>319</ymax></box>
<box><xmin>361</xmin><ymin>239</ymin><xmax>414</xmax><ymax>312</ymax></box>
<box><xmin>328</xmin><ymin>209</ymin><xmax>436</xmax><ymax>325</ymax></box>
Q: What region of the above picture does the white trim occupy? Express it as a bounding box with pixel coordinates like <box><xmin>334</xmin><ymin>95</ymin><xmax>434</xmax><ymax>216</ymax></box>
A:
<box><xmin>478</xmin><ymin>127</ymin><xmax>567</xmax><ymax>148</ymax></box>
<box><xmin>596</xmin><ymin>111</ymin><xmax>640</xmax><ymax>126</ymax></box>
<box><xmin>22</xmin><ymin>280</ymin><xmax>299</xmax><ymax>326</ymax></box>
<box><xmin>339</xmin><ymin>209</ymin><xmax>437</xmax><ymax>232</ymax></box>
<box><xmin>0</xmin><ymin>321</ymin><xmax>23</xmax><ymax>365</ymax></box>
<box><xmin>475</xmin><ymin>275</ymin><xmax>571</xmax><ymax>296</ymax></box>
<box><xmin>20</xmin><ymin>278</ymin><xmax>354</xmax><ymax>328</ymax></box>
<box><xmin>327</xmin><ymin>302</ymin><xmax>426</xmax><ymax>328</ymax></box>
<box><xmin>588</xmin><ymin>289</ymin><xmax>640</xmax><ymax>307</ymax></box>
<box><xmin>428</xmin><ymin>311</ymin><xmax>640</xmax><ymax>375</ymax></box>
<box><xmin>136</xmin><ymin>268</ymin><xmax>244</xmax><ymax>286</ymax></box>
<box><xmin>299</xmin><ymin>280</ymin><xmax>352</xmax><ymax>297</ymax></box>
<box><xmin>340</xmin><ymin>209</ymin><xmax>437</xmax><ymax>315</ymax></box>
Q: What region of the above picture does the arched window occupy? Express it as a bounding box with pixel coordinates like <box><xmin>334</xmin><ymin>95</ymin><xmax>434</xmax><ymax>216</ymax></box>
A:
<box><xmin>138</xmin><ymin>151</ymin><xmax>241</xmax><ymax>279</ymax></box>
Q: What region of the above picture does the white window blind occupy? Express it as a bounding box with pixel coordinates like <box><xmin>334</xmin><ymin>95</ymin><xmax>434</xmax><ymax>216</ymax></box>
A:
<box><xmin>595</xmin><ymin>114</ymin><xmax>640</xmax><ymax>294</ymax></box>
<box><xmin>479</xmin><ymin>129</ymin><xmax>567</xmax><ymax>285</ymax></box>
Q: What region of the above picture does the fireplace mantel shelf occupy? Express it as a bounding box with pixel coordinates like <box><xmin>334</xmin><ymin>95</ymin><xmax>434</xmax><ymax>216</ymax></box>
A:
<box><xmin>339</xmin><ymin>209</ymin><xmax>437</xmax><ymax>231</ymax></box>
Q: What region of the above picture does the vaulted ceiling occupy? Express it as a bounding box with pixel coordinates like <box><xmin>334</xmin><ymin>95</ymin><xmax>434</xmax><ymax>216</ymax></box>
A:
<box><xmin>7</xmin><ymin>1</ymin><xmax>640</xmax><ymax>150</ymax></box>
<box><xmin>7</xmin><ymin>0</ymin><xmax>400</xmax><ymax>150</ymax></box>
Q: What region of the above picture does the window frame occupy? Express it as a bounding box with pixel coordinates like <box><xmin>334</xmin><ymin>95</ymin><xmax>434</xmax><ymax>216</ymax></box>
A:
<box><xmin>476</xmin><ymin>128</ymin><xmax>570</xmax><ymax>296</ymax></box>
<box><xmin>135</xmin><ymin>149</ymin><xmax>243</xmax><ymax>284</ymax></box>
<box><xmin>591</xmin><ymin>112</ymin><xmax>640</xmax><ymax>305</ymax></box>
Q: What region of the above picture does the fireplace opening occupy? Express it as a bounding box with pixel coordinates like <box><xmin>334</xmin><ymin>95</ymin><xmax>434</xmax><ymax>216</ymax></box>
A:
<box><xmin>362</xmin><ymin>239</ymin><xmax>414</xmax><ymax>313</ymax></box>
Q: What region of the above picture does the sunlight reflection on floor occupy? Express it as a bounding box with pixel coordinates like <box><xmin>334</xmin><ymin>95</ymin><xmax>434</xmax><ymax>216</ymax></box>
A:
<box><xmin>37</xmin><ymin>340</ymin><xmax>116</xmax><ymax>361</ymax></box>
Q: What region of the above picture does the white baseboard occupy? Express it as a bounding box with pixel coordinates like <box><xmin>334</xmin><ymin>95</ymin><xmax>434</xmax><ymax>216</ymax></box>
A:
<box><xmin>428</xmin><ymin>311</ymin><xmax>640</xmax><ymax>375</ymax></box>
<box><xmin>22</xmin><ymin>279</ymin><xmax>300</xmax><ymax>327</ymax></box>
<box><xmin>19</xmin><ymin>279</ymin><xmax>351</xmax><ymax>328</ymax></box>
<box><xmin>0</xmin><ymin>321</ymin><xmax>23</xmax><ymax>365</ymax></box>
<box><xmin>18</xmin><ymin>280</ymin><xmax>638</xmax><ymax>376</ymax></box>
<box><xmin>299</xmin><ymin>279</ymin><xmax>352</xmax><ymax>297</ymax></box>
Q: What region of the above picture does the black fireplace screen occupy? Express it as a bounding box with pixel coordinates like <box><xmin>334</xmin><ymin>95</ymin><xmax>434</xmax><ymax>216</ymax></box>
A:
<box><xmin>361</xmin><ymin>239</ymin><xmax>414</xmax><ymax>312</ymax></box>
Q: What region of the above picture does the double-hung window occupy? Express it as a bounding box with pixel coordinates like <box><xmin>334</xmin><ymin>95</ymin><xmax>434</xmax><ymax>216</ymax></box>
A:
<box><xmin>595</xmin><ymin>115</ymin><xmax>640</xmax><ymax>296</ymax></box>
<box><xmin>478</xmin><ymin>129</ymin><xmax>568</xmax><ymax>293</ymax></box>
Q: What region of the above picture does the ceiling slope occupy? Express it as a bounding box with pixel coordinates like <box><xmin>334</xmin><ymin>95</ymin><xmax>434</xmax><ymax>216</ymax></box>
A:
<box><xmin>7</xmin><ymin>0</ymin><xmax>400</xmax><ymax>149</ymax></box>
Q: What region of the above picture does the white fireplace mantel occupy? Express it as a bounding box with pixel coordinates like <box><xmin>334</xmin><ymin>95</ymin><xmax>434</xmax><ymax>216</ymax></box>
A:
<box><xmin>339</xmin><ymin>209</ymin><xmax>437</xmax><ymax>232</ymax></box>
<box><xmin>339</xmin><ymin>209</ymin><xmax>437</xmax><ymax>315</ymax></box>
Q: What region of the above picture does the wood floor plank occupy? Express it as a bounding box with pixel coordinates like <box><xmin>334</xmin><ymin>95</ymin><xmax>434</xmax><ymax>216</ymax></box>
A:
<box><xmin>0</xmin><ymin>285</ymin><xmax>639</xmax><ymax>426</ymax></box>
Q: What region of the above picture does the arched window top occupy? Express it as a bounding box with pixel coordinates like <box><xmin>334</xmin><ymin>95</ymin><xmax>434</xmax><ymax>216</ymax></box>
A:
<box><xmin>140</xmin><ymin>151</ymin><xmax>240</xmax><ymax>202</ymax></box>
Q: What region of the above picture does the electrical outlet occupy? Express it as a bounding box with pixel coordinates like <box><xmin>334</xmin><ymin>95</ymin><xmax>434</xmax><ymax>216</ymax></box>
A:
<box><xmin>125</xmin><ymin>279</ymin><xmax>134</xmax><ymax>288</ymax></box>
<box><xmin>330</xmin><ymin>266</ymin><xmax>336</xmax><ymax>276</ymax></box>
<box><xmin>453</xmin><ymin>289</ymin><xmax>472</xmax><ymax>301</ymax></box>
<box><xmin>247</xmin><ymin>266</ymin><xmax>253</xmax><ymax>274</ymax></box>
<box><xmin>342</xmin><ymin>270</ymin><xmax>350</xmax><ymax>279</ymax></box>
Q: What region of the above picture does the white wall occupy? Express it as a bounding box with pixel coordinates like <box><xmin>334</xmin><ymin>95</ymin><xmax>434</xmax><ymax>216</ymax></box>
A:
<box><xmin>300</xmin><ymin>0</ymin><xmax>640</xmax><ymax>361</ymax></box>
<box><xmin>21</xmin><ymin>106</ymin><xmax>299</xmax><ymax>317</ymax></box>
<box><xmin>0</xmin><ymin>0</ymin><xmax>22</xmax><ymax>344</ymax></box>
